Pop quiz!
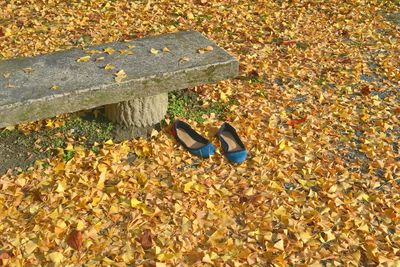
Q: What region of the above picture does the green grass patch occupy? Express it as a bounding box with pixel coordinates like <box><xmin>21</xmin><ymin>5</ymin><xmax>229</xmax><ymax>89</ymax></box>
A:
<box><xmin>167</xmin><ymin>90</ymin><xmax>237</xmax><ymax>123</ymax></box>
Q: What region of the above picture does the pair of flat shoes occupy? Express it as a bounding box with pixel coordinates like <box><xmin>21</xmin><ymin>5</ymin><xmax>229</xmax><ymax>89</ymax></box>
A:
<box><xmin>172</xmin><ymin>119</ymin><xmax>247</xmax><ymax>163</ymax></box>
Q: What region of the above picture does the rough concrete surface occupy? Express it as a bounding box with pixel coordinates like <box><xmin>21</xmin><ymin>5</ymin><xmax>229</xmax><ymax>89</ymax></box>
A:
<box><xmin>0</xmin><ymin>31</ymin><xmax>239</xmax><ymax>128</ymax></box>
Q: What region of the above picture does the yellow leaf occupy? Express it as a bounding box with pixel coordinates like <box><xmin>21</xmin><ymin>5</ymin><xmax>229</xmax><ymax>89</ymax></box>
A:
<box><xmin>77</xmin><ymin>55</ymin><xmax>91</xmax><ymax>62</ymax></box>
<box><xmin>64</xmin><ymin>143</ymin><xmax>74</xmax><ymax>151</ymax></box>
<box><xmin>205</xmin><ymin>45</ymin><xmax>213</xmax><ymax>51</ymax></box>
<box><xmin>109</xmin><ymin>204</ymin><xmax>119</xmax><ymax>214</ymax></box>
<box><xmin>51</xmin><ymin>85</ymin><xmax>60</xmax><ymax>90</ymax></box>
<box><xmin>163</xmin><ymin>47</ymin><xmax>170</xmax><ymax>52</ymax></box>
<box><xmin>115</xmin><ymin>70</ymin><xmax>127</xmax><ymax>83</ymax></box>
<box><xmin>358</xmin><ymin>223</ymin><xmax>369</xmax><ymax>233</ymax></box>
<box><xmin>104</xmin><ymin>64</ymin><xmax>115</xmax><ymax>70</ymax></box>
<box><xmin>183</xmin><ymin>181</ymin><xmax>195</xmax><ymax>193</ymax></box>
<box><xmin>76</xmin><ymin>220</ymin><xmax>85</xmax><ymax>231</ymax></box>
<box><xmin>202</xmin><ymin>253</ymin><xmax>213</xmax><ymax>264</ymax></box>
<box><xmin>96</xmin><ymin>57</ymin><xmax>105</xmax><ymax>61</ymax></box>
<box><xmin>357</xmin><ymin>192</ymin><xmax>370</xmax><ymax>201</ymax></box>
<box><xmin>86</xmin><ymin>49</ymin><xmax>101</xmax><ymax>54</ymax></box>
<box><xmin>220</xmin><ymin>91</ymin><xmax>228</xmax><ymax>102</ymax></box>
<box><xmin>24</xmin><ymin>240</ymin><xmax>38</xmax><ymax>255</ymax></box>
<box><xmin>56</xmin><ymin>181</ymin><xmax>65</xmax><ymax>193</ymax></box>
<box><xmin>104</xmin><ymin>139</ymin><xmax>113</xmax><ymax>145</ymax></box>
<box><xmin>119</xmin><ymin>49</ymin><xmax>134</xmax><ymax>55</ymax></box>
<box><xmin>187</xmin><ymin>12</ymin><xmax>195</xmax><ymax>20</ymax></box>
<box><xmin>299</xmin><ymin>231</ymin><xmax>312</xmax><ymax>243</ymax></box>
<box><xmin>127</xmin><ymin>45</ymin><xmax>136</xmax><ymax>49</ymax></box>
<box><xmin>179</xmin><ymin>56</ymin><xmax>190</xmax><ymax>63</ymax></box>
<box><xmin>4</xmin><ymin>28</ymin><xmax>12</xmax><ymax>37</ymax></box>
<box><xmin>273</xmin><ymin>206</ymin><xmax>287</xmax><ymax>217</ymax></box>
<box><xmin>130</xmin><ymin>198</ymin><xmax>143</xmax><ymax>208</ymax></box>
<box><xmin>274</xmin><ymin>239</ymin><xmax>284</xmax><ymax>251</ymax></box>
<box><xmin>104</xmin><ymin>47</ymin><xmax>115</xmax><ymax>55</ymax></box>
<box><xmin>324</xmin><ymin>230</ymin><xmax>335</xmax><ymax>242</ymax></box>
<box><xmin>150</xmin><ymin>48</ymin><xmax>159</xmax><ymax>55</ymax></box>
<box><xmin>206</xmin><ymin>199</ymin><xmax>215</xmax><ymax>209</ymax></box>
<box><xmin>48</xmin><ymin>251</ymin><xmax>64</xmax><ymax>264</ymax></box>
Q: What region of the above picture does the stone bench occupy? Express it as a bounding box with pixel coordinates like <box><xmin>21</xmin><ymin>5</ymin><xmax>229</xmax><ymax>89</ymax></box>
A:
<box><xmin>0</xmin><ymin>31</ymin><xmax>239</xmax><ymax>139</ymax></box>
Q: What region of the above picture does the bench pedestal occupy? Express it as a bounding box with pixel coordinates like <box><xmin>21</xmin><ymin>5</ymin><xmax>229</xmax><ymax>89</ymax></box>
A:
<box><xmin>104</xmin><ymin>93</ymin><xmax>168</xmax><ymax>140</ymax></box>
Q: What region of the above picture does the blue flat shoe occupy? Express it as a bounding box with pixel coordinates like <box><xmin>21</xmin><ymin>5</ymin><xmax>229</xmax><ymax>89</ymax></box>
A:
<box><xmin>172</xmin><ymin>119</ymin><xmax>215</xmax><ymax>158</ymax></box>
<box><xmin>217</xmin><ymin>122</ymin><xmax>247</xmax><ymax>163</ymax></box>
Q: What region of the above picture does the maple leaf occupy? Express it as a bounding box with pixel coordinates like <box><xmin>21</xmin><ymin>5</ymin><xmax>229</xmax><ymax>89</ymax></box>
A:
<box><xmin>66</xmin><ymin>230</ymin><xmax>83</xmax><ymax>251</ymax></box>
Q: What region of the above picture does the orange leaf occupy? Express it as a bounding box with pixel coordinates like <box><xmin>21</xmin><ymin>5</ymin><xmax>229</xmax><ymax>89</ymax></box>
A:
<box><xmin>287</xmin><ymin>117</ymin><xmax>306</xmax><ymax>126</ymax></box>
<box><xmin>137</xmin><ymin>229</ymin><xmax>152</xmax><ymax>250</ymax></box>
<box><xmin>66</xmin><ymin>230</ymin><xmax>83</xmax><ymax>251</ymax></box>
<box><xmin>0</xmin><ymin>250</ymin><xmax>13</xmax><ymax>264</ymax></box>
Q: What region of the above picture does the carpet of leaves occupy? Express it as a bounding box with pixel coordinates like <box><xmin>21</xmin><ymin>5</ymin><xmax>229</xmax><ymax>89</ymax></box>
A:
<box><xmin>1</xmin><ymin>0</ymin><xmax>400</xmax><ymax>266</ymax></box>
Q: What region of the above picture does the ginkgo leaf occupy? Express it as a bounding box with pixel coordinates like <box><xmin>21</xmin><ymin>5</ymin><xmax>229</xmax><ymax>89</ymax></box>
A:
<box><xmin>104</xmin><ymin>47</ymin><xmax>115</xmax><ymax>55</ymax></box>
<box><xmin>150</xmin><ymin>48</ymin><xmax>159</xmax><ymax>55</ymax></box>
<box><xmin>179</xmin><ymin>56</ymin><xmax>190</xmax><ymax>63</ymax></box>
<box><xmin>104</xmin><ymin>64</ymin><xmax>115</xmax><ymax>70</ymax></box>
<box><xmin>76</xmin><ymin>55</ymin><xmax>91</xmax><ymax>62</ymax></box>
<box><xmin>48</xmin><ymin>252</ymin><xmax>64</xmax><ymax>264</ymax></box>
<box><xmin>162</xmin><ymin>47</ymin><xmax>170</xmax><ymax>52</ymax></box>
<box><xmin>115</xmin><ymin>70</ymin><xmax>127</xmax><ymax>83</ymax></box>
<box><xmin>187</xmin><ymin>12</ymin><xmax>195</xmax><ymax>20</ymax></box>
<box><xmin>274</xmin><ymin>239</ymin><xmax>284</xmax><ymax>251</ymax></box>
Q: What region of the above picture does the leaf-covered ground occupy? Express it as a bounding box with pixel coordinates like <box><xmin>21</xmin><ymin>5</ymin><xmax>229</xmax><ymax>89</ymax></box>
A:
<box><xmin>1</xmin><ymin>0</ymin><xmax>400</xmax><ymax>266</ymax></box>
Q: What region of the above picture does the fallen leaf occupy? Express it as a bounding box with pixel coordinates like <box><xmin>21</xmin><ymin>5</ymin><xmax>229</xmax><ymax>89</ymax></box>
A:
<box><xmin>115</xmin><ymin>69</ymin><xmax>127</xmax><ymax>83</ymax></box>
<box><xmin>361</xmin><ymin>86</ymin><xmax>371</xmax><ymax>95</ymax></box>
<box><xmin>179</xmin><ymin>56</ymin><xmax>190</xmax><ymax>63</ymax></box>
<box><xmin>66</xmin><ymin>230</ymin><xmax>83</xmax><ymax>251</ymax></box>
<box><xmin>287</xmin><ymin>117</ymin><xmax>306</xmax><ymax>126</ymax></box>
<box><xmin>51</xmin><ymin>85</ymin><xmax>60</xmax><ymax>90</ymax></box>
<box><xmin>23</xmin><ymin>67</ymin><xmax>33</xmax><ymax>74</ymax></box>
<box><xmin>76</xmin><ymin>55</ymin><xmax>91</xmax><ymax>62</ymax></box>
<box><xmin>187</xmin><ymin>12</ymin><xmax>195</xmax><ymax>20</ymax></box>
<box><xmin>104</xmin><ymin>64</ymin><xmax>115</xmax><ymax>70</ymax></box>
<box><xmin>274</xmin><ymin>239</ymin><xmax>284</xmax><ymax>251</ymax></box>
<box><xmin>163</xmin><ymin>47</ymin><xmax>170</xmax><ymax>52</ymax></box>
<box><xmin>138</xmin><ymin>229</ymin><xmax>152</xmax><ymax>249</ymax></box>
<box><xmin>150</xmin><ymin>48</ymin><xmax>159</xmax><ymax>54</ymax></box>
<box><xmin>104</xmin><ymin>47</ymin><xmax>115</xmax><ymax>55</ymax></box>
<box><xmin>48</xmin><ymin>251</ymin><xmax>64</xmax><ymax>264</ymax></box>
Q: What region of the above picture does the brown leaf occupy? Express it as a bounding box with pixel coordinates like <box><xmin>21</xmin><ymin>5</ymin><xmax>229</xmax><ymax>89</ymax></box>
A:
<box><xmin>361</xmin><ymin>86</ymin><xmax>371</xmax><ymax>96</ymax></box>
<box><xmin>138</xmin><ymin>229</ymin><xmax>152</xmax><ymax>250</ymax></box>
<box><xmin>287</xmin><ymin>117</ymin><xmax>307</xmax><ymax>126</ymax></box>
<box><xmin>0</xmin><ymin>27</ymin><xmax>4</xmax><ymax>38</ymax></box>
<box><xmin>66</xmin><ymin>230</ymin><xmax>83</xmax><ymax>251</ymax></box>
<box><xmin>0</xmin><ymin>250</ymin><xmax>13</xmax><ymax>264</ymax></box>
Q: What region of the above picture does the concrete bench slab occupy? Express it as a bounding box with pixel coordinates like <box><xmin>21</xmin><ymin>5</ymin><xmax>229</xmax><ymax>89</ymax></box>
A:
<box><xmin>0</xmin><ymin>31</ymin><xmax>239</xmax><ymax>139</ymax></box>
